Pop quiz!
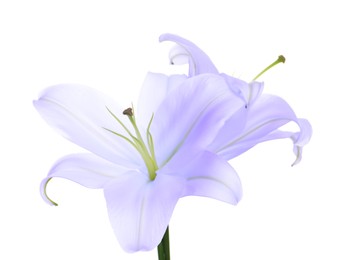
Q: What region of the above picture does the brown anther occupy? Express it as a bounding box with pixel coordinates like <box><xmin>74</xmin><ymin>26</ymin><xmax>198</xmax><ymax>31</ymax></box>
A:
<box><xmin>123</xmin><ymin>107</ymin><xmax>133</xmax><ymax>117</ymax></box>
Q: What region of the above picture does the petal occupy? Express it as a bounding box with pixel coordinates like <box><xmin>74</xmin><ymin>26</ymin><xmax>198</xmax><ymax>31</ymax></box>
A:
<box><xmin>40</xmin><ymin>153</ymin><xmax>129</xmax><ymax>205</ymax></box>
<box><xmin>103</xmin><ymin>171</ymin><xmax>185</xmax><ymax>252</ymax></box>
<box><xmin>215</xmin><ymin>94</ymin><xmax>312</xmax><ymax>164</ymax></box>
<box><xmin>34</xmin><ymin>84</ymin><xmax>142</xmax><ymax>168</ymax></box>
<box><xmin>159</xmin><ymin>34</ymin><xmax>265</xmax><ymax>107</ymax></box>
<box><xmin>222</xmin><ymin>73</ymin><xmax>264</xmax><ymax>107</ymax></box>
<box><xmin>253</xmin><ymin>118</ymin><xmax>312</xmax><ymax>166</ymax></box>
<box><xmin>292</xmin><ymin>118</ymin><xmax>312</xmax><ymax>147</ymax></box>
<box><xmin>151</xmin><ymin>74</ymin><xmax>244</xmax><ymax>167</ymax></box>
<box><xmin>168</xmin><ymin>44</ymin><xmax>190</xmax><ymax>65</ymax></box>
<box><xmin>207</xmin><ymin>106</ymin><xmax>248</xmax><ymax>153</ymax></box>
<box><xmin>136</xmin><ymin>72</ymin><xmax>187</xmax><ymax>126</ymax></box>
<box><xmin>162</xmin><ymin>151</ymin><xmax>242</xmax><ymax>205</ymax></box>
<box><xmin>159</xmin><ymin>33</ymin><xmax>218</xmax><ymax>76</ymax></box>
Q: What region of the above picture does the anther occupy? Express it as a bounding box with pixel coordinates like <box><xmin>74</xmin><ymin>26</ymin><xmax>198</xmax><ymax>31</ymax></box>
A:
<box><xmin>123</xmin><ymin>107</ymin><xmax>133</xmax><ymax>117</ymax></box>
<box><xmin>278</xmin><ymin>55</ymin><xmax>286</xmax><ymax>63</ymax></box>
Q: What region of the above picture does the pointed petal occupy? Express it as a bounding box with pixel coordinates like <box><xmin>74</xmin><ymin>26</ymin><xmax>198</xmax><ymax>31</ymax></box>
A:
<box><xmin>215</xmin><ymin>94</ymin><xmax>312</xmax><ymax>164</ymax></box>
<box><xmin>34</xmin><ymin>84</ymin><xmax>142</xmax><ymax>168</ymax></box>
<box><xmin>137</xmin><ymin>72</ymin><xmax>187</xmax><ymax>126</ymax></box>
<box><xmin>163</xmin><ymin>151</ymin><xmax>242</xmax><ymax>205</ymax></box>
<box><xmin>151</xmin><ymin>74</ymin><xmax>244</xmax><ymax>167</ymax></box>
<box><xmin>159</xmin><ymin>33</ymin><xmax>218</xmax><ymax>76</ymax></box>
<box><xmin>104</xmin><ymin>171</ymin><xmax>185</xmax><ymax>252</ymax></box>
<box><xmin>40</xmin><ymin>153</ymin><xmax>129</xmax><ymax>205</ymax></box>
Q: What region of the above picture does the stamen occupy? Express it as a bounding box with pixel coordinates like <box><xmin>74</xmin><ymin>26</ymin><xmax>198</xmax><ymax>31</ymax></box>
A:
<box><xmin>106</xmin><ymin>106</ymin><xmax>135</xmax><ymax>139</ymax></box>
<box><xmin>252</xmin><ymin>55</ymin><xmax>285</xmax><ymax>81</ymax></box>
<box><xmin>146</xmin><ymin>114</ymin><xmax>157</xmax><ymax>168</ymax></box>
<box><xmin>105</xmin><ymin>106</ymin><xmax>158</xmax><ymax>181</ymax></box>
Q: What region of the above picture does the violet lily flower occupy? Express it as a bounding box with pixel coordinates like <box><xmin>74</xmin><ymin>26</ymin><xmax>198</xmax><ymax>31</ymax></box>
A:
<box><xmin>34</xmin><ymin>34</ymin><xmax>312</xmax><ymax>256</ymax></box>
<box><xmin>34</xmin><ymin>73</ymin><xmax>244</xmax><ymax>252</ymax></box>
<box><xmin>159</xmin><ymin>34</ymin><xmax>312</xmax><ymax>165</ymax></box>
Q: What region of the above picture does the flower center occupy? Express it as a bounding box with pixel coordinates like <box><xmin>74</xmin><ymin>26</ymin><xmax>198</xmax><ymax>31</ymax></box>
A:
<box><xmin>104</xmin><ymin>106</ymin><xmax>158</xmax><ymax>180</ymax></box>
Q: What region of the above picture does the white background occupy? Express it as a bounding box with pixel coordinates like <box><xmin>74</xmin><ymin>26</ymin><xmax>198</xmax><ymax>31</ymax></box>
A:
<box><xmin>1</xmin><ymin>0</ymin><xmax>337</xmax><ymax>259</ymax></box>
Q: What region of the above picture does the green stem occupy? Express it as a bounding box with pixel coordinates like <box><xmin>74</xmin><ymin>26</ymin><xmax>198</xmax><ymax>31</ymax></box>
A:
<box><xmin>252</xmin><ymin>55</ymin><xmax>286</xmax><ymax>81</ymax></box>
<box><xmin>157</xmin><ymin>226</ymin><xmax>170</xmax><ymax>260</ymax></box>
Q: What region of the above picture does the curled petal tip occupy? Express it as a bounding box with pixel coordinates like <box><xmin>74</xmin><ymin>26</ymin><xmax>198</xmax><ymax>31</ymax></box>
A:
<box><xmin>291</xmin><ymin>118</ymin><xmax>312</xmax><ymax>166</ymax></box>
<box><xmin>291</xmin><ymin>145</ymin><xmax>303</xmax><ymax>167</ymax></box>
<box><xmin>158</xmin><ymin>33</ymin><xmax>175</xmax><ymax>43</ymax></box>
<box><xmin>158</xmin><ymin>33</ymin><xmax>218</xmax><ymax>76</ymax></box>
<box><xmin>40</xmin><ymin>178</ymin><xmax>58</xmax><ymax>206</ymax></box>
<box><xmin>291</xmin><ymin>151</ymin><xmax>301</xmax><ymax>167</ymax></box>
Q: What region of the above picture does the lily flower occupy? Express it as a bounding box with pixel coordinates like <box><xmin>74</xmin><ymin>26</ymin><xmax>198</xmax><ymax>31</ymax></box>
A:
<box><xmin>159</xmin><ymin>34</ymin><xmax>312</xmax><ymax>166</ymax></box>
<box><xmin>34</xmin><ymin>72</ymin><xmax>245</xmax><ymax>252</ymax></box>
<box><xmin>34</xmin><ymin>34</ymin><xmax>312</xmax><ymax>256</ymax></box>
